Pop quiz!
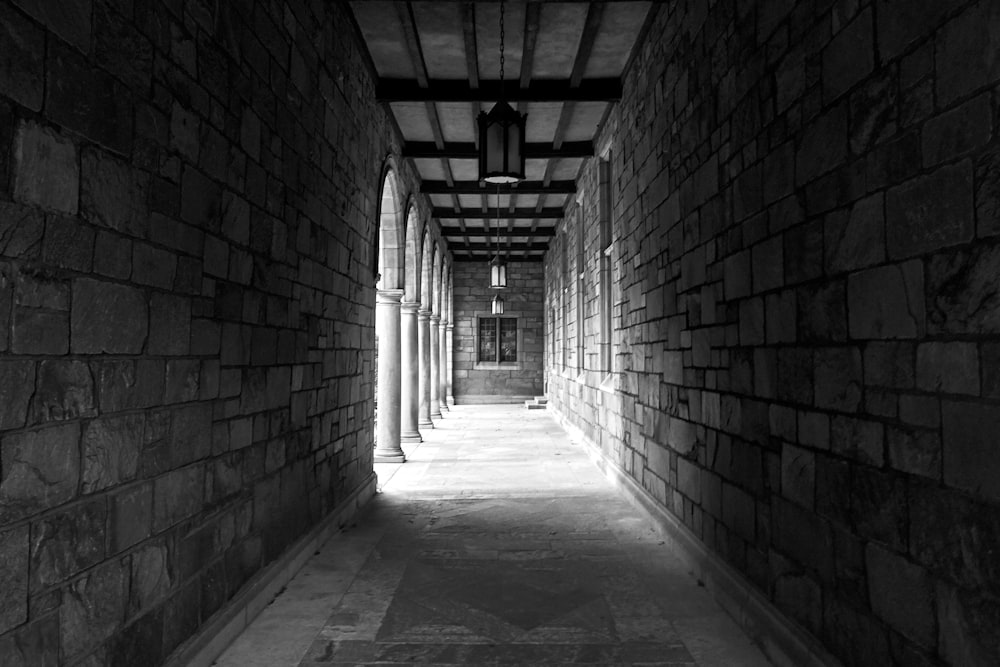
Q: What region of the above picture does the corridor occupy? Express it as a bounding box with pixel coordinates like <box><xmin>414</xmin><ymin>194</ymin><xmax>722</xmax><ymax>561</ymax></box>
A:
<box><xmin>215</xmin><ymin>406</ymin><xmax>772</xmax><ymax>666</ymax></box>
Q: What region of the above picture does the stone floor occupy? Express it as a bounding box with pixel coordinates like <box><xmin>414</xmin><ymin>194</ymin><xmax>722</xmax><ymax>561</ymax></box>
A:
<box><xmin>214</xmin><ymin>405</ymin><xmax>773</xmax><ymax>666</ymax></box>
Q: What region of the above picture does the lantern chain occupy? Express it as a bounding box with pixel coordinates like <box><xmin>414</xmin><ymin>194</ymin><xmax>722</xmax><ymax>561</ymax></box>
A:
<box><xmin>499</xmin><ymin>0</ymin><xmax>505</xmax><ymax>94</ymax></box>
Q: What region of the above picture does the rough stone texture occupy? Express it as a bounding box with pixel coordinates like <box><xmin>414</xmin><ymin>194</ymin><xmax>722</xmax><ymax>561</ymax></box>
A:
<box><xmin>12</xmin><ymin>120</ymin><xmax>78</xmax><ymax>213</ymax></box>
<box><xmin>0</xmin><ymin>1</ymin><xmax>428</xmax><ymax>663</ymax></box>
<box><xmin>71</xmin><ymin>278</ymin><xmax>147</xmax><ymax>354</ymax></box>
<box><xmin>544</xmin><ymin>2</ymin><xmax>1000</xmax><ymax>666</ymax></box>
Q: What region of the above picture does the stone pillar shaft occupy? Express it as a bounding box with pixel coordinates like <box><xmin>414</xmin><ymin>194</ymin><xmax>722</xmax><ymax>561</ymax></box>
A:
<box><xmin>430</xmin><ymin>315</ymin><xmax>442</xmax><ymax>418</ymax></box>
<box><xmin>400</xmin><ymin>301</ymin><xmax>421</xmax><ymax>443</ymax></box>
<box><xmin>438</xmin><ymin>319</ymin><xmax>449</xmax><ymax>412</ymax></box>
<box><xmin>446</xmin><ymin>323</ymin><xmax>455</xmax><ymax>406</ymax></box>
<box><xmin>417</xmin><ymin>310</ymin><xmax>433</xmax><ymax>427</ymax></box>
<box><xmin>375</xmin><ymin>289</ymin><xmax>405</xmax><ymax>462</ymax></box>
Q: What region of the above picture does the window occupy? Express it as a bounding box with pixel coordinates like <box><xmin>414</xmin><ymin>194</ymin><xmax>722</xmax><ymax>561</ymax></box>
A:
<box><xmin>561</xmin><ymin>231</ymin><xmax>569</xmax><ymax>370</ymax></box>
<box><xmin>479</xmin><ymin>317</ymin><xmax>517</xmax><ymax>363</ymax></box>
<box><xmin>599</xmin><ymin>155</ymin><xmax>613</xmax><ymax>377</ymax></box>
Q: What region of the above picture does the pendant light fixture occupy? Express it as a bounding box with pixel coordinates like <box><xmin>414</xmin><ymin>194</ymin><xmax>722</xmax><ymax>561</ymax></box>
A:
<box><xmin>492</xmin><ymin>293</ymin><xmax>505</xmax><ymax>315</ymax></box>
<box><xmin>478</xmin><ymin>0</ymin><xmax>526</xmax><ymax>184</ymax></box>
<box><xmin>489</xmin><ymin>184</ymin><xmax>507</xmax><ymax>289</ymax></box>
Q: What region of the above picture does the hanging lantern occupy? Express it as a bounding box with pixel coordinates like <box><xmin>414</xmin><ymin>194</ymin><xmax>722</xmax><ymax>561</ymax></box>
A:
<box><xmin>492</xmin><ymin>293</ymin><xmax>505</xmax><ymax>315</ymax></box>
<box><xmin>489</xmin><ymin>253</ymin><xmax>507</xmax><ymax>289</ymax></box>
<box><xmin>478</xmin><ymin>0</ymin><xmax>525</xmax><ymax>184</ymax></box>
<box><xmin>478</xmin><ymin>101</ymin><xmax>526</xmax><ymax>184</ymax></box>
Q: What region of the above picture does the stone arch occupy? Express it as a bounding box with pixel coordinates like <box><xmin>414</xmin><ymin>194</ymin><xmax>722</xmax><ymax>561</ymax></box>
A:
<box><xmin>421</xmin><ymin>228</ymin><xmax>434</xmax><ymax>311</ymax></box>
<box><xmin>403</xmin><ymin>198</ymin><xmax>422</xmax><ymax>303</ymax></box>
<box><xmin>433</xmin><ymin>243</ymin><xmax>443</xmax><ymax>315</ymax></box>
<box><xmin>376</xmin><ymin>161</ymin><xmax>404</xmax><ymax>290</ymax></box>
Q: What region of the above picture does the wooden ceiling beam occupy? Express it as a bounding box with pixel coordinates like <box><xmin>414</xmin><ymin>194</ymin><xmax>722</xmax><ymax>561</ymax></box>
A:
<box><xmin>440</xmin><ymin>226</ymin><xmax>555</xmax><ymax>237</ymax></box>
<box><xmin>450</xmin><ymin>243</ymin><xmax>551</xmax><ymax>252</ymax></box>
<box><xmin>404</xmin><ymin>141</ymin><xmax>592</xmax><ymax>159</ymax></box>
<box><xmin>377</xmin><ymin>78</ymin><xmax>621</xmax><ymax>102</ymax></box>
<box><xmin>452</xmin><ymin>255</ymin><xmax>544</xmax><ymax>263</ymax></box>
<box><xmin>420</xmin><ymin>179</ymin><xmax>576</xmax><ymax>195</ymax></box>
<box><xmin>434</xmin><ymin>207</ymin><xmax>564</xmax><ymax>219</ymax></box>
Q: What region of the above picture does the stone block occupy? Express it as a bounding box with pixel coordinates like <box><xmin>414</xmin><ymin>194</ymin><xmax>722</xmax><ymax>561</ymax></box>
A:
<box><xmin>773</xmin><ymin>569</ymin><xmax>822</xmax><ymax>636</ymax></box>
<box><xmin>94</xmin><ymin>0</ymin><xmax>153</xmax><ymax>91</ymax></box>
<box><xmin>12</xmin><ymin>308</ymin><xmax>68</xmax><ymax>354</ymax></box>
<box><xmin>738</xmin><ymin>296</ymin><xmax>764</xmax><ymax>345</ymax></box>
<box><xmin>149</xmin><ymin>293</ymin><xmax>191</xmax><ymax>356</ymax></box>
<box><xmin>751</xmin><ymin>235</ymin><xmax>783</xmax><ymax>293</ymax></box>
<box><xmin>47</xmin><ymin>40</ymin><xmax>131</xmax><ymax>153</ymax></box>
<box><xmin>30</xmin><ymin>359</ymin><xmax>95</xmax><ymax>424</ymax></box>
<box><xmin>765</xmin><ymin>290</ymin><xmax>795</xmax><ymax>344</ymax></box>
<box><xmin>797</xmin><ymin>281</ymin><xmax>846</xmax><ymax>343</ymax></box>
<box><xmin>847</xmin><ymin>261</ymin><xmax>924</xmax><ymax>339</ymax></box>
<box><xmin>12</xmin><ymin>120</ymin><xmax>78</xmax><ymax>213</ymax></box>
<box><xmin>0</xmin><ymin>524</ymin><xmax>28</xmax><ymax>633</ymax></box>
<box><xmin>772</xmin><ymin>496</ymin><xmax>833</xmax><ymax>578</ymax></box>
<box><xmin>898</xmin><ymin>394</ymin><xmax>940</xmax><ymax>429</ymax></box>
<box><xmin>93</xmin><ymin>230</ymin><xmax>132</xmax><ymax>279</ymax></box>
<box><xmin>814</xmin><ymin>347</ymin><xmax>862</xmax><ymax>412</ymax></box>
<box><xmin>721</xmin><ymin>483</ymin><xmax>755</xmax><ymax>542</ymax></box>
<box><xmin>0</xmin><ymin>360</ymin><xmax>33</xmax><ymax>429</ymax></box>
<box><xmin>936</xmin><ymin>0</ymin><xmax>1000</xmax><ymax>106</ymax></box>
<box><xmin>61</xmin><ymin>559</ymin><xmax>127</xmax><ymax>662</ymax></box>
<box><xmin>153</xmin><ymin>465</ymin><xmax>204</xmax><ymax>533</ymax></box>
<box><xmin>0</xmin><ymin>615</ymin><xmax>58</xmax><ymax>665</ymax></box>
<box><xmin>850</xmin><ymin>70</ymin><xmax>898</xmax><ymax>155</ymax></box>
<box><xmin>0</xmin><ymin>3</ymin><xmax>43</xmax><ymax>110</ymax></box>
<box><xmin>863</xmin><ymin>341</ymin><xmax>914</xmax><ymax>388</ymax></box>
<box><xmin>822</xmin><ymin>594</ymin><xmax>891</xmax><ymax>667</ymax></box>
<box><xmin>43</xmin><ymin>213</ymin><xmax>95</xmax><ymax>270</ymax></box>
<box><xmin>926</xmin><ymin>242</ymin><xmax>1000</xmax><ymax>334</ymax></box>
<box><xmin>887</xmin><ymin>161</ymin><xmax>973</xmax><ymax>260</ymax></box>
<box><xmin>95</xmin><ymin>359</ymin><xmax>164</xmax><ymax>412</ymax></box>
<box><xmin>181</xmin><ymin>166</ymin><xmax>223</xmax><ymax>232</ymax></box>
<box><xmin>796</xmin><ymin>105</ymin><xmax>847</xmax><ymax>186</ymax></box>
<box><xmin>822</xmin><ymin>8</ymin><xmax>873</xmax><ymax>102</ymax></box>
<box><xmin>108</xmin><ymin>608</ymin><xmax>164</xmax><ymax>667</ymax></box>
<box><xmin>852</xmin><ymin>465</ymin><xmax>905</xmax><ymax>549</ymax></box>
<box><xmin>781</xmin><ymin>444</ymin><xmax>815</xmax><ymax>510</ymax></box>
<box><xmin>876</xmin><ymin>0</ymin><xmax>951</xmax><ymax>62</ymax></box>
<box><xmin>825</xmin><ymin>194</ymin><xmax>885</xmax><ymax>274</ymax></box>
<box><xmin>132</xmin><ymin>242</ymin><xmax>176</xmax><ymax>289</ymax></box>
<box><xmin>80</xmin><ymin>148</ymin><xmax>149</xmax><ymax>238</ymax></box>
<box><xmin>915</xmin><ymin>342</ymin><xmax>978</xmax><ymax>394</ymax></box>
<box><xmin>110</xmin><ymin>483</ymin><xmax>152</xmax><ymax>553</ymax></box>
<box><xmin>0</xmin><ymin>423</ymin><xmax>80</xmax><ymax>523</ymax></box>
<box><xmin>887</xmin><ymin>426</ymin><xmax>941</xmax><ymax>480</ymax></box>
<box><xmin>983</xmin><ymin>343</ymin><xmax>1000</xmax><ymax>397</ymax></box>
<box><xmin>129</xmin><ymin>542</ymin><xmax>171</xmax><ymax>614</ymax></box>
<box><xmin>923</xmin><ymin>94</ymin><xmax>992</xmax><ymax>167</ymax></box>
<box><xmin>942</xmin><ymin>401</ymin><xmax>1000</xmax><ymax>502</ymax></box>
<box><xmin>12</xmin><ymin>0</ymin><xmax>91</xmax><ymax>52</ymax></box>
<box><xmin>937</xmin><ymin>583</ymin><xmax>1000</xmax><ymax>666</ymax></box>
<box><xmin>171</xmin><ymin>403</ymin><xmax>212</xmax><ymax>466</ymax></box>
<box><xmin>82</xmin><ymin>414</ymin><xmax>143</xmax><ymax>494</ymax></box>
<box><xmin>29</xmin><ymin>499</ymin><xmax>106</xmax><ymax>591</ymax></box>
<box><xmin>71</xmin><ymin>278</ymin><xmax>147</xmax><ymax>354</ymax></box>
<box><xmin>777</xmin><ymin>348</ymin><xmax>813</xmax><ymax>405</ymax></box>
<box><xmin>165</xmin><ymin>359</ymin><xmax>200</xmax><ymax>403</ymax></box>
<box><xmin>0</xmin><ymin>203</ymin><xmax>43</xmax><ymax>261</ymax></box>
<box><xmin>867</xmin><ymin>543</ymin><xmax>935</xmax><ymax>647</ymax></box>
<box><xmin>832</xmin><ymin>415</ymin><xmax>884</xmax><ymax>467</ymax></box>
<box><xmin>783</xmin><ymin>219</ymin><xmax>822</xmax><ymax>285</ymax></box>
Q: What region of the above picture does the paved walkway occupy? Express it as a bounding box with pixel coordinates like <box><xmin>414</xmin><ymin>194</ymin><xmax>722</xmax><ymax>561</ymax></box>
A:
<box><xmin>215</xmin><ymin>405</ymin><xmax>772</xmax><ymax>666</ymax></box>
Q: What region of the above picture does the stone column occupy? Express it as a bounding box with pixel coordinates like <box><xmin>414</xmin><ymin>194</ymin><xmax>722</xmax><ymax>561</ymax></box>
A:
<box><xmin>418</xmin><ymin>309</ymin><xmax>433</xmax><ymax>427</ymax></box>
<box><xmin>430</xmin><ymin>314</ymin><xmax>442</xmax><ymax>419</ymax></box>
<box><xmin>400</xmin><ymin>301</ymin><xmax>421</xmax><ymax>444</ymax></box>
<box><xmin>375</xmin><ymin>289</ymin><xmax>405</xmax><ymax>462</ymax></box>
<box><xmin>446</xmin><ymin>323</ymin><xmax>455</xmax><ymax>406</ymax></box>
<box><xmin>438</xmin><ymin>318</ymin><xmax>449</xmax><ymax>412</ymax></box>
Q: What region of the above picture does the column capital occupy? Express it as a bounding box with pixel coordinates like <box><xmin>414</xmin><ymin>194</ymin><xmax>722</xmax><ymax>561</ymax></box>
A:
<box><xmin>417</xmin><ymin>309</ymin><xmax>431</xmax><ymax>321</ymax></box>
<box><xmin>376</xmin><ymin>288</ymin><xmax>405</xmax><ymax>304</ymax></box>
<box><xmin>401</xmin><ymin>300</ymin><xmax>420</xmax><ymax>314</ymax></box>
<box><xmin>446</xmin><ymin>323</ymin><xmax>454</xmax><ymax>331</ymax></box>
<box><xmin>430</xmin><ymin>314</ymin><xmax>441</xmax><ymax>324</ymax></box>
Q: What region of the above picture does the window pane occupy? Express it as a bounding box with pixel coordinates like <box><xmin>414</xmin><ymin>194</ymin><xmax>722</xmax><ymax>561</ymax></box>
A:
<box><xmin>500</xmin><ymin>318</ymin><xmax>517</xmax><ymax>362</ymax></box>
<box><xmin>479</xmin><ymin>318</ymin><xmax>497</xmax><ymax>362</ymax></box>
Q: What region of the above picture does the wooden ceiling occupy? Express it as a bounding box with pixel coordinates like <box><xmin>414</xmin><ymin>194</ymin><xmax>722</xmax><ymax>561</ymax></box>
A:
<box><xmin>348</xmin><ymin>1</ymin><xmax>653</xmax><ymax>262</ymax></box>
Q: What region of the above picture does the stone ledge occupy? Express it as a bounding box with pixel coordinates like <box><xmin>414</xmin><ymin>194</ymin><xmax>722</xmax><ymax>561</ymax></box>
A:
<box><xmin>551</xmin><ymin>410</ymin><xmax>843</xmax><ymax>667</ymax></box>
<box><xmin>162</xmin><ymin>473</ymin><xmax>378</xmax><ymax>667</ymax></box>
<box><xmin>454</xmin><ymin>394</ymin><xmax>535</xmax><ymax>405</ymax></box>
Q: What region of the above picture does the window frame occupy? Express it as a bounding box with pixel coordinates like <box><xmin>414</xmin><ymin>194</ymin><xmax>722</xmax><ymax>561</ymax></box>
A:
<box><xmin>474</xmin><ymin>313</ymin><xmax>524</xmax><ymax>370</ymax></box>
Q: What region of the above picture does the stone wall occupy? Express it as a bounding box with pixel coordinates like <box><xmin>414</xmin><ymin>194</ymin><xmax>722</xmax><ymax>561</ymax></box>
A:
<box><xmin>0</xmin><ymin>1</ymin><xmax>425</xmax><ymax>664</ymax></box>
<box><xmin>546</xmin><ymin>1</ymin><xmax>1000</xmax><ymax>665</ymax></box>
<box><xmin>453</xmin><ymin>261</ymin><xmax>544</xmax><ymax>401</ymax></box>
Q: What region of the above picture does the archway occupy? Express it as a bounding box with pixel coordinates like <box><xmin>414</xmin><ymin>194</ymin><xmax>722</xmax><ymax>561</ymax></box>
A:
<box><xmin>374</xmin><ymin>165</ymin><xmax>405</xmax><ymax>462</ymax></box>
<box><xmin>400</xmin><ymin>201</ymin><xmax>423</xmax><ymax>443</ymax></box>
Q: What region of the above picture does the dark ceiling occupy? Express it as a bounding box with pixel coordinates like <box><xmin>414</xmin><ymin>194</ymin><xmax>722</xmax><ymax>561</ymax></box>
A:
<box><xmin>348</xmin><ymin>1</ymin><xmax>654</xmax><ymax>262</ymax></box>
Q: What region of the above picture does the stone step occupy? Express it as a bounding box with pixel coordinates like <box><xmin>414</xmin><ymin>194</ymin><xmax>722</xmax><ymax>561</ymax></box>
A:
<box><xmin>533</xmin><ymin>396</ymin><xmax>548</xmax><ymax>404</ymax></box>
<box><xmin>525</xmin><ymin>400</ymin><xmax>547</xmax><ymax>410</ymax></box>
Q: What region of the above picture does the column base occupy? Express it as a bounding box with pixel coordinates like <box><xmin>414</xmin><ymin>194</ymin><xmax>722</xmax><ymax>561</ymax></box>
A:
<box><xmin>418</xmin><ymin>419</ymin><xmax>434</xmax><ymax>428</ymax></box>
<box><xmin>400</xmin><ymin>432</ymin><xmax>422</xmax><ymax>443</ymax></box>
<box><xmin>440</xmin><ymin>403</ymin><xmax>449</xmax><ymax>412</ymax></box>
<box><xmin>447</xmin><ymin>395</ymin><xmax>455</xmax><ymax>406</ymax></box>
<box><xmin>374</xmin><ymin>453</ymin><xmax>406</xmax><ymax>463</ymax></box>
<box><xmin>431</xmin><ymin>410</ymin><xmax>442</xmax><ymax>419</ymax></box>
